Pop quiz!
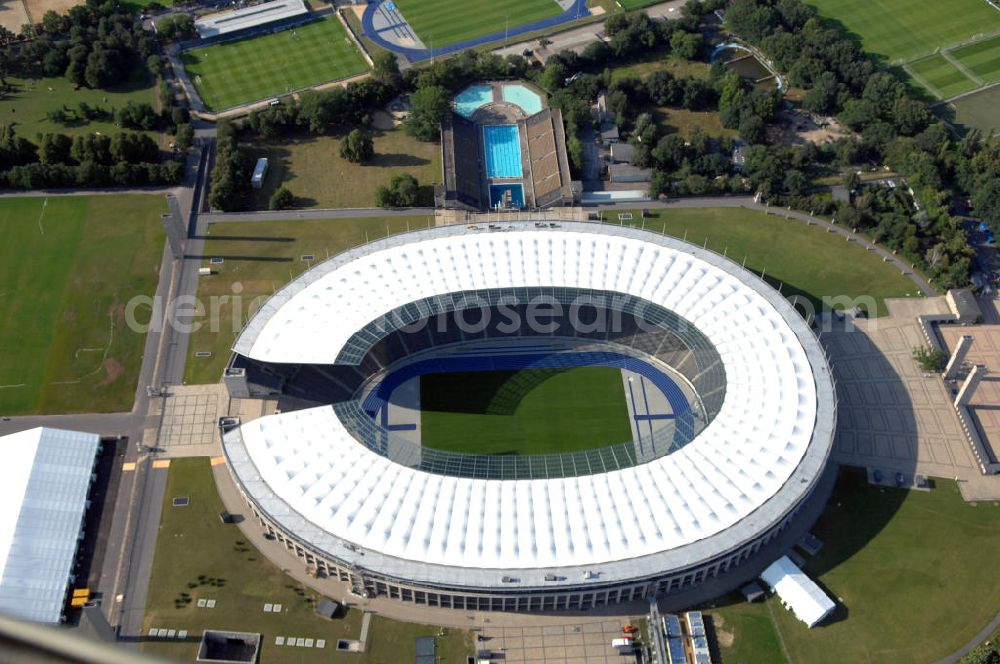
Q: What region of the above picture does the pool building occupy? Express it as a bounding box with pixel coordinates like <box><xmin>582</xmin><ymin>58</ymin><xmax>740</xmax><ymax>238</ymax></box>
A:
<box><xmin>437</xmin><ymin>81</ymin><xmax>576</xmax><ymax>211</ymax></box>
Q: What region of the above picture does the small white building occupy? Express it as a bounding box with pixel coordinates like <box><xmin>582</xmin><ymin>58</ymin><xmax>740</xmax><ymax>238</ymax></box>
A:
<box><xmin>251</xmin><ymin>157</ymin><xmax>269</xmax><ymax>190</ymax></box>
<box><xmin>760</xmin><ymin>555</ymin><xmax>835</xmax><ymax>628</ymax></box>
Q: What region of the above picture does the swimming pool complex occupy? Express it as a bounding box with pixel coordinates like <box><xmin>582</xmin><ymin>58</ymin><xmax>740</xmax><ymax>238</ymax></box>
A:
<box><xmin>483</xmin><ymin>125</ymin><xmax>522</xmax><ymax>178</ymax></box>
<box><xmin>454</xmin><ymin>84</ymin><xmax>493</xmax><ymax>118</ymax></box>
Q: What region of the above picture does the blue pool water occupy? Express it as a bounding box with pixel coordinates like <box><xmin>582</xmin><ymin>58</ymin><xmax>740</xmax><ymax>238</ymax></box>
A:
<box><xmin>483</xmin><ymin>125</ymin><xmax>522</xmax><ymax>178</ymax></box>
<box><xmin>502</xmin><ymin>84</ymin><xmax>543</xmax><ymax>115</ymax></box>
<box><xmin>454</xmin><ymin>84</ymin><xmax>493</xmax><ymax>118</ymax></box>
<box><xmin>489</xmin><ymin>184</ymin><xmax>525</xmax><ymax>208</ymax></box>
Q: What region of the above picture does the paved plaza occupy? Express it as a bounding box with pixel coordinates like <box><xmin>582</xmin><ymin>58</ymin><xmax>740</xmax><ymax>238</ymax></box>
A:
<box><xmin>478</xmin><ymin>621</ymin><xmax>637</xmax><ymax>664</ymax></box>
<box><xmin>823</xmin><ymin>297</ymin><xmax>1000</xmax><ymax>500</ymax></box>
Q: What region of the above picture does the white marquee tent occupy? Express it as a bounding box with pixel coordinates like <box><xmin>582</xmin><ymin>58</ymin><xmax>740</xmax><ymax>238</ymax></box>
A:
<box><xmin>760</xmin><ymin>555</ymin><xmax>835</xmax><ymax>628</ymax></box>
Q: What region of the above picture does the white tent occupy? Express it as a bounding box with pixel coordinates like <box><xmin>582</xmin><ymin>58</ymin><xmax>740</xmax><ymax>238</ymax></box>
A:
<box><xmin>760</xmin><ymin>555</ymin><xmax>835</xmax><ymax>628</ymax></box>
<box><xmin>0</xmin><ymin>427</ymin><xmax>100</xmax><ymax>623</ymax></box>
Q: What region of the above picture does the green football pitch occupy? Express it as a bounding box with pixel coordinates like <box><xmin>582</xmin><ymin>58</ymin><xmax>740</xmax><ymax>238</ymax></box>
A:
<box><xmin>806</xmin><ymin>0</ymin><xmax>1000</xmax><ymax>63</ymax></box>
<box><xmin>951</xmin><ymin>34</ymin><xmax>1000</xmax><ymax>84</ymax></box>
<box><xmin>181</xmin><ymin>17</ymin><xmax>368</xmax><ymax>111</ymax></box>
<box><xmin>0</xmin><ymin>195</ymin><xmax>165</xmax><ymax>415</ymax></box>
<box><xmin>907</xmin><ymin>54</ymin><xmax>978</xmax><ymax>99</ymax></box>
<box><xmin>392</xmin><ymin>0</ymin><xmax>563</xmax><ymax>47</ymax></box>
<box><xmin>419</xmin><ymin>367</ymin><xmax>633</xmax><ymax>455</ymax></box>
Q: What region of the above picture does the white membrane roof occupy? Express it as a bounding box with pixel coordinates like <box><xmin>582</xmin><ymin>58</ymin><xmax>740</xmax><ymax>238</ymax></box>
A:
<box><xmin>228</xmin><ymin>223</ymin><xmax>835</xmax><ymax>577</ymax></box>
<box><xmin>0</xmin><ymin>428</ymin><xmax>99</xmax><ymax>623</ymax></box>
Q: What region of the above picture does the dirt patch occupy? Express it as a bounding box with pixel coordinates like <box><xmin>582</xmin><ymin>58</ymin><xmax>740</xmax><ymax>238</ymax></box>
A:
<box><xmin>372</xmin><ymin>110</ymin><xmax>398</xmax><ymax>130</ymax></box>
<box><xmin>0</xmin><ymin>0</ymin><xmax>30</xmax><ymax>33</ymax></box>
<box><xmin>770</xmin><ymin>108</ymin><xmax>848</xmax><ymax>146</ymax></box>
<box><xmin>107</xmin><ymin>295</ymin><xmax>126</xmax><ymax>326</ymax></box>
<box><xmin>97</xmin><ymin>357</ymin><xmax>123</xmax><ymax>387</ymax></box>
<box><xmin>713</xmin><ymin>615</ymin><xmax>735</xmax><ymax>647</ymax></box>
<box><xmin>23</xmin><ymin>0</ymin><xmax>79</xmax><ymax>23</ymax></box>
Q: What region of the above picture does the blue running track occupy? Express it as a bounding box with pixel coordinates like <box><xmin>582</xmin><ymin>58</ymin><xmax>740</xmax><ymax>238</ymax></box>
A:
<box><xmin>362</xmin><ymin>0</ymin><xmax>591</xmax><ymax>63</ymax></box>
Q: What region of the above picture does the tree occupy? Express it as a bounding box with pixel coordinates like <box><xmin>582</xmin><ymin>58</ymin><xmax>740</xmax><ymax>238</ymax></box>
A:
<box><xmin>912</xmin><ymin>345</ymin><xmax>947</xmax><ymax>372</ymax></box>
<box><xmin>962</xmin><ymin>644</ymin><xmax>1000</xmax><ymax>664</ymax></box>
<box><xmin>40</xmin><ymin>133</ymin><xmax>72</xmax><ymax>164</ymax></box>
<box><xmin>973</xmin><ymin>179</ymin><xmax>1000</xmax><ymax>232</ymax></box>
<box><xmin>372</xmin><ymin>51</ymin><xmax>401</xmax><ymax>86</ymax></box>
<box><xmin>269</xmin><ymin>187</ymin><xmax>294</xmax><ymax>210</ymax></box>
<box><xmin>405</xmin><ymin>85</ymin><xmax>450</xmax><ymax>141</ymax></box>
<box><xmin>841</xmin><ymin>170</ymin><xmax>861</xmax><ymax>191</ymax></box>
<box><xmin>175</xmin><ymin>123</ymin><xmax>194</xmax><ymax>151</ymax></box>
<box><xmin>339</xmin><ymin>128</ymin><xmax>374</xmax><ymax>164</ymax></box>
<box><xmin>376</xmin><ymin>173</ymin><xmax>420</xmax><ymax>207</ymax></box>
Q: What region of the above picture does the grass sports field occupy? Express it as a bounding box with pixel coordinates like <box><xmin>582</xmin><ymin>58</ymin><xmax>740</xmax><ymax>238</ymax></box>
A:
<box><xmin>420</xmin><ymin>367</ymin><xmax>632</xmax><ymax>455</ymax></box>
<box><xmin>907</xmin><ymin>53</ymin><xmax>979</xmax><ymax>99</ymax></box>
<box><xmin>142</xmin><ymin>458</ymin><xmax>473</xmax><ymax>663</ymax></box>
<box><xmin>713</xmin><ymin>468</ymin><xmax>1000</xmax><ymax>663</ymax></box>
<box><xmin>392</xmin><ymin>0</ymin><xmax>562</xmax><ymax>46</ymax></box>
<box><xmin>181</xmin><ymin>17</ymin><xmax>368</xmax><ymax>111</ymax></box>
<box><xmin>951</xmin><ymin>34</ymin><xmax>1000</xmax><ymax>84</ymax></box>
<box><xmin>0</xmin><ymin>196</ymin><xmax>165</xmax><ymax>415</ymax></box>
<box><xmin>806</xmin><ymin>0</ymin><xmax>1000</xmax><ymax>64</ymax></box>
<box><xmin>944</xmin><ymin>84</ymin><xmax>1000</xmax><ymax>136</ymax></box>
<box><xmin>621</xmin><ymin>208</ymin><xmax>919</xmax><ymax>316</ymax></box>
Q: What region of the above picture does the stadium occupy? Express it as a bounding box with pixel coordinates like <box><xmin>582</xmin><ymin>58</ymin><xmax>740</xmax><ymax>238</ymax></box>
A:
<box><xmin>220</xmin><ymin>221</ymin><xmax>837</xmax><ymax>611</ymax></box>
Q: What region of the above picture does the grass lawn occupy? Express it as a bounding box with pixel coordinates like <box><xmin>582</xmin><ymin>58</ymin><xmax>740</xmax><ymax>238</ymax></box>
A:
<box><xmin>613</xmin><ymin>208</ymin><xmax>919</xmax><ymax>316</ymax></box>
<box><xmin>806</xmin><ymin>0</ymin><xmax>1000</xmax><ymax>64</ymax></box>
<box><xmin>0</xmin><ymin>68</ymin><xmax>158</xmax><ymax>143</ymax></box>
<box><xmin>715</xmin><ymin>468</ymin><xmax>1000</xmax><ymax>663</ymax></box>
<box><xmin>420</xmin><ymin>367</ymin><xmax>632</xmax><ymax>455</ymax></box>
<box><xmin>392</xmin><ymin>0</ymin><xmax>562</xmax><ymax>47</ymax></box>
<box><xmin>0</xmin><ymin>195</ymin><xmax>165</xmax><ymax>415</ymax></box>
<box><xmin>610</xmin><ymin>53</ymin><xmax>713</xmax><ymax>82</ymax></box>
<box><xmin>181</xmin><ymin>17</ymin><xmax>368</xmax><ymax>111</ymax></box>
<box><xmin>943</xmin><ymin>84</ymin><xmax>1000</xmax><ymax>136</ymax></box>
<box><xmin>709</xmin><ymin>596</ymin><xmax>786</xmax><ymax>663</ymax></box>
<box><xmin>248</xmin><ymin>128</ymin><xmax>441</xmax><ymax>209</ymax></box>
<box><xmin>907</xmin><ymin>53</ymin><xmax>979</xmax><ymax>99</ymax></box>
<box><xmin>951</xmin><ymin>34</ymin><xmax>1000</xmax><ymax>84</ymax></box>
<box><xmin>142</xmin><ymin>458</ymin><xmax>473</xmax><ymax>663</ymax></box>
<box><xmin>654</xmin><ymin>107</ymin><xmax>737</xmax><ymax>139</ymax></box>
<box><xmin>183</xmin><ymin>216</ymin><xmax>434</xmax><ymax>384</ymax></box>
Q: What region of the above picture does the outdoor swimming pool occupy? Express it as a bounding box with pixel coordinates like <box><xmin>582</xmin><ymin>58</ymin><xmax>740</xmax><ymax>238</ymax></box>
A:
<box><xmin>483</xmin><ymin>125</ymin><xmax>522</xmax><ymax>178</ymax></box>
<box><xmin>454</xmin><ymin>84</ymin><xmax>493</xmax><ymax>118</ymax></box>
<box><xmin>502</xmin><ymin>84</ymin><xmax>543</xmax><ymax>115</ymax></box>
<box><xmin>489</xmin><ymin>183</ymin><xmax>525</xmax><ymax>208</ymax></box>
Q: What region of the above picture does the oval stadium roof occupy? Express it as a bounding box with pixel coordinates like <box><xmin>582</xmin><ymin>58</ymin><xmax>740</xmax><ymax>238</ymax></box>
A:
<box><xmin>225</xmin><ymin>222</ymin><xmax>836</xmax><ymax>583</ymax></box>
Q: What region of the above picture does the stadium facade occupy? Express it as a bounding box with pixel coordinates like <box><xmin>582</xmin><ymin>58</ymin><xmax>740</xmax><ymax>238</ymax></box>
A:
<box><xmin>221</xmin><ymin>222</ymin><xmax>837</xmax><ymax>611</ymax></box>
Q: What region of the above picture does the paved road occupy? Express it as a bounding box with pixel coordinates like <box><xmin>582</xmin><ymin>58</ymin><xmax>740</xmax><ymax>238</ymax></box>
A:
<box><xmin>198</xmin><ymin>207</ymin><xmax>438</xmax><ymax>223</ymax></box>
<box><xmin>934</xmin><ymin>610</ymin><xmax>1000</xmax><ymax>664</ymax></box>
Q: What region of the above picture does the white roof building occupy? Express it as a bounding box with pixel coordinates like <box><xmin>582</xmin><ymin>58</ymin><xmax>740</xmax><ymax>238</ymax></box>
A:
<box><xmin>225</xmin><ymin>223</ymin><xmax>836</xmax><ymax>591</ymax></box>
<box><xmin>0</xmin><ymin>428</ymin><xmax>100</xmax><ymax>623</ymax></box>
<box><xmin>760</xmin><ymin>555</ymin><xmax>835</xmax><ymax>627</ymax></box>
<box><xmin>194</xmin><ymin>0</ymin><xmax>308</xmax><ymax>39</ymax></box>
